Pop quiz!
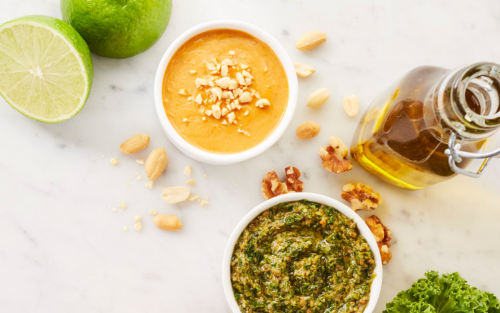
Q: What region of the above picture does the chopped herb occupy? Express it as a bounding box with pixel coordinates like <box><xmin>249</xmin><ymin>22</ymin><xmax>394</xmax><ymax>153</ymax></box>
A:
<box><xmin>230</xmin><ymin>200</ymin><xmax>375</xmax><ymax>313</ymax></box>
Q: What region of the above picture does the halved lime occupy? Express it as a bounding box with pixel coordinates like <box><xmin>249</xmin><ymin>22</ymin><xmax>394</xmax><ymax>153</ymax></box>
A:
<box><xmin>0</xmin><ymin>15</ymin><xmax>93</xmax><ymax>123</ymax></box>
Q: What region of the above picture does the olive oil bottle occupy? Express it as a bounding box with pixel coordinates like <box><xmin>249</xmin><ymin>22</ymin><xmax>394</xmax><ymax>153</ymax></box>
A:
<box><xmin>351</xmin><ymin>63</ymin><xmax>500</xmax><ymax>189</ymax></box>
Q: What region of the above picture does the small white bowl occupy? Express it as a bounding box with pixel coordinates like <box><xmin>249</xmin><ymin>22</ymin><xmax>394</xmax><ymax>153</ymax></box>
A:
<box><xmin>222</xmin><ymin>193</ymin><xmax>383</xmax><ymax>313</ymax></box>
<box><xmin>154</xmin><ymin>20</ymin><xmax>298</xmax><ymax>165</ymax></box>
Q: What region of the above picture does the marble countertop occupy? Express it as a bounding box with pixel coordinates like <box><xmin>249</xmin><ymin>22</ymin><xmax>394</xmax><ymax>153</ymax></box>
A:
<box><xmin>1</xmin><ymin>0</ymin><xmax>500</xmax><ymax>312</ymax></box>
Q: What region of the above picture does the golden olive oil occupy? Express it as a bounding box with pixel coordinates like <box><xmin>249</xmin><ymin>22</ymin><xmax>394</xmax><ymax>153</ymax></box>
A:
<box><xmin>351</xmin><ymin>66</ymin><xmax>487</xmax><ymax>189</ymax></box>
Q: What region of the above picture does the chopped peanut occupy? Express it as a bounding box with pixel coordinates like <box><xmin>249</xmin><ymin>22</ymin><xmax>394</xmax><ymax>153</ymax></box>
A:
<box><xmin>110</xmin><ymin>157</ymin><xmax>119</xmax><ymax>166</ymax></box>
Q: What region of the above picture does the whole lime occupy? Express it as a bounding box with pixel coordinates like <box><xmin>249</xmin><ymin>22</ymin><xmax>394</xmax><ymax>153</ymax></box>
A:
<box><xmin>61</xmin><ymin>0</ymin><xmax>172</xmax><ymax>58</ymax></box>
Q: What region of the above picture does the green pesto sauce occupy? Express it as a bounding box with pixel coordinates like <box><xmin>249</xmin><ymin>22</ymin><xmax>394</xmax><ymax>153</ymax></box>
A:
<box><xmin>230</xmin><ymin>200</ymin><xmax>376</xmax><ymax>313</ymax></box>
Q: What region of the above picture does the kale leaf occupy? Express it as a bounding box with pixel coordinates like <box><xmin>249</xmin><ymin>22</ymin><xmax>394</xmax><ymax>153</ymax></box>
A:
<box><xmin>384</xmin><ymin>271</ymin><xmax>500</xmax><ymax>313</ymax></box>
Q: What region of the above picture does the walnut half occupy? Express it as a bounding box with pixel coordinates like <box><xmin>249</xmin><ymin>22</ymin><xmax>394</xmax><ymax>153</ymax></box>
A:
<box><xmin>341</xmin><ymin>183</ymin><xmax>382</xmax><ymax>212</ymax></box>
<box><xmin>285</xmin><ymin>166</ymin><xmax>304</xmax><ymax>193</ymax></box>
<box><xmin>365</xmin><ymin>215</ymin><xmax>392</xmax><ymax>265</ymax></box>
<box><xmin>318</xmin><ymin>136</ymin><xmax>353</xmax><ymax>174</ymax></box>
<box><xmin>261</xmin><ymin>167</ymin><xmax>304</xmax><ymax>200</ymax></box>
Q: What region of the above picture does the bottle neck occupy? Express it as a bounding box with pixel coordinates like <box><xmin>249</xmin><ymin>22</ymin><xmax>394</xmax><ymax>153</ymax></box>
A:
<box><xmin>426</xmin><ymin>62</ymin><xmax>500</xmax><ymax>141</ymax></box>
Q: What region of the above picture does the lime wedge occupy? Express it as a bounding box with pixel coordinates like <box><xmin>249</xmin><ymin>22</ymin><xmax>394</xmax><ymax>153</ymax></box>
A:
<box><xmin>0</xmin><ymin>15</ymin><xmax>93</xmax><ymax>123</ymax></box>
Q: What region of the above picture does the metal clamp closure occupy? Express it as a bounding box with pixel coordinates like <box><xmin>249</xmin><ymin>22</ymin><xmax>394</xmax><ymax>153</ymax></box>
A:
<box><xmin>444</xmin><ymin>132</ymin><xmax>499</xmax><ymax>178</ymax></box>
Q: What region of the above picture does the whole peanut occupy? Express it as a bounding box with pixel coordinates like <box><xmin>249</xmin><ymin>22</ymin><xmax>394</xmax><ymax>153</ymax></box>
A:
<box><xmin>145</xmin><ymin>148</ymin><xmax>168</xmax><ymax>180</ymax></box>
<box><xmin>154</xmin><ymin>214</ymin><xmax>183</xmax><ymax>231</ymax></box>
<box><xmin>120</xmin><ymin>134</ymin><xmax>150</xmax><ymax>154</ymax></box>
<box><xmin>296</xmin><ymin>121</ymin><xmax>321</xmax><ymax>139</ymax></box>
<box><xmin>307</xmin><ymin>88</ymin><xmax>330</xmax><ymax>109</ymax></box>
<box><xmin>296</xmin><ymin>31</ymin><xmax>327</xmax><ymax>51</ymax></box>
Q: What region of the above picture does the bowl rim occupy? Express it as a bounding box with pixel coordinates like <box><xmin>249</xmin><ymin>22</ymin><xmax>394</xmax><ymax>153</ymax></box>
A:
<box><xmin>154</xmin><ymin>20</ymin><xmax>298</xmax><ymax>165</ymax></box>
<box><xmin>222</xmin><ymin>192</ymin><xmax>383</xmax><ymax>313</ymax></box>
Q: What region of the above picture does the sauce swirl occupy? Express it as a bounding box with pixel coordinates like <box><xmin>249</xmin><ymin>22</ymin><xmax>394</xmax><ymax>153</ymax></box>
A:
<box><xmin>231</xmin><ymin>200</ymin><xmax>375</xmax><ymax>313</ymax></box>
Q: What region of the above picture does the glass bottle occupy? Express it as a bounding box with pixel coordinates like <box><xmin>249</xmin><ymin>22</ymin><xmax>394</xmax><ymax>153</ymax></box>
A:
<box><xmin>350</xmin><ymin>62</ymin><xmax>500</xmax><ymax>190</ymax></box>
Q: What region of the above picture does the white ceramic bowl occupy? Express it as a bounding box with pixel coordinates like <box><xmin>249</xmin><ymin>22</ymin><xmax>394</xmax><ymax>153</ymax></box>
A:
<box><xmin>222</xmin><ymin>193</ymin><xmax>383</xmax><ymax>313</ymax></box>
<box><xmin>154</xmin><ymin>20</ymin><xmax>298</xmax><ymax>165</ymax></box>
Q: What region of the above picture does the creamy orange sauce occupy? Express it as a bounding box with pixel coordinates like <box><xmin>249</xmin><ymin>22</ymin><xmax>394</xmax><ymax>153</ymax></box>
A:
<box><xmin>162</xmin><ymin>29</ymin><xmax>288</xmax><ymax>154</ymax></box>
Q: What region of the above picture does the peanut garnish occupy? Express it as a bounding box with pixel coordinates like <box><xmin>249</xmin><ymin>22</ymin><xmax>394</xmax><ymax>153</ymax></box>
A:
<box><xmin>134</xmin><ymin>222</ymin><xmax>142</xmax><ymax>231</ymax></box>
<box><xmin>229</xmin><ymin>79</ymin><xmax>238</xmax><ymax>90</ymax></box>
<box><xmin>236</xmin><ymin>72</ymin><xmax>246</xmax><ymax>85</ymax></box>
<box><xmin>145</xmin><ymin>148</ymin><xmax>168</xmax><ymax>180</ymax></box>
<box><xmin>194</xmin><ymin>94</ymin><xmax>203</xmax><ymax>104</ymax></box>
<box><xmin>239</xmin><ymin>91</ymin><xmax>252</xmax><ymax>103</ymax></box>
<box><xmin>241</xmin><ymin>70</ymin><xmax>253</xmax><ymax>78</ymax></box>
<box><xmin>296</xmin><ymin>30</ymin><xmax>327</xmax><ymax>51</ymax></box>
<box><xmin>110</xmin><ymin>157</ymin><xmax>119</xmax><ymax>166</ymax></box>
<box><xmin>212</xmin><ymin>105</ymin><xmax>222</xmax><ymax>119</ymax></box>
<box><xmin>307</xmin><ymin>88</ymin><xmax>330</xmax><ymax>109</ymax></box>
<box><xmin>255</xmin><ymin>99</ymin><xmax>270</xmax><ymax>108</ymax></box>
<box><xmin>185</xmin><ymin>56</ymin><xmax>271</xmax><ymax>128</ymax></box>
<box><xmin>206</xmin><ymin>62</ymin><xmax>216</xmax><ymax>72</ymax></box>
<box><xmin>162</xmin><ymin>186</ymin><xmax>190</xmax><ymax>204</ymax></box>
<box><xmin>296</xmin><ymin>121</ymin><xmax>321</xmax><ymax>139</ymax></box>
<box><xmin>215</xmin><ymin>77</ymin><xmax>231</xmax><ymax>89</ymax></box>
<box><xmin>221</xmin><ymin>65</ymin><xmax>229</xmax><ymax>77</ymax></box>
<box><xmin>210</xmin><ymin>87</ymin><xmax>222</xmax><ymax>100</ymax></box>
<box><xmin>195</xmin><ymin>78</ymin><xmax>208</xmax><ymax>88</ymax></box>
<box><xmin>222</xmin><ymin>58</ymin><xmax>233</xmax><ymax>66</ymax></box>
<box><xmin>293</xmin><ymin>62</ymin><xmax>316</xmax><ymax>77</ymax></box>
<box><xmin>120</xmin><ymin>134</ymin><xmax>150</xmax><ymax>154</ymax></box>
<box><xmin>343</xmin><ymin>95</ymin><xmax>360</xmax><ymax>117</ymax></box>
<box><xmin>154</xmin><ymin>214</ymin><xmax>183</xmax><ymax>231</ymax></box>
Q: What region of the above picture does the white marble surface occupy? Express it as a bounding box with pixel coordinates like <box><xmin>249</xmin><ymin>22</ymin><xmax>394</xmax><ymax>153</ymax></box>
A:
<box><xmin>1</xmin><ymin>0</ymin><xmax>500</xmax><ymax>312</ymax></box>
